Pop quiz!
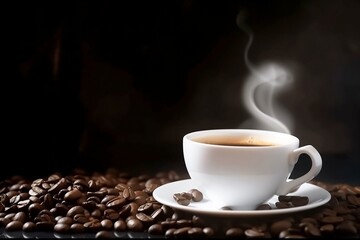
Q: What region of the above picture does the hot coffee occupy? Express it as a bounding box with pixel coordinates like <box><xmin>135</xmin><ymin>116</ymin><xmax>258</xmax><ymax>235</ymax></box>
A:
<box><xmin>183</xmin><ymin>129</ymin><xmax>322</xmax><ymax>210</ymax></box>
<box><xmin>192</xmin><ymin>135</ymin><xmax>275</xmax><ymax>147</ymax></box>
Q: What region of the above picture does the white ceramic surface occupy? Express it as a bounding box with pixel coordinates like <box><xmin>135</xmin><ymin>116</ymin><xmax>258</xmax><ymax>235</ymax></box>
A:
<box><xmin>183</xmin><ymin>129</ymin><xmax>322</xmax><ymax>210</ymax></box>
<box><xmin>153</xmin><ymin>179</ymin><xmax>331</xmax><ymax>217</ymax></box>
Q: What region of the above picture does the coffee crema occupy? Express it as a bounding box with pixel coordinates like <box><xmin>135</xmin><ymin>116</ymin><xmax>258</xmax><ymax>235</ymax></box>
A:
<box><xmin>192</xmin><ymin>135</ymin><xmax>275</xmax><ymax>147</ymax></box>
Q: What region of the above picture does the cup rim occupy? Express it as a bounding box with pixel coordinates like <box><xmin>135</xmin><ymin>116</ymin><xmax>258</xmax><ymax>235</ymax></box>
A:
<box><xmin>183</xmin><ymin>129</ymin><xmax>299</xmax><ymax>148</ymax></box>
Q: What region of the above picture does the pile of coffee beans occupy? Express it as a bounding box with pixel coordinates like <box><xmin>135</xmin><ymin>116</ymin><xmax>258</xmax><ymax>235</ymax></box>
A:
<box><xmin>0</xmin><ymin>169</ymin><xmax>359</xmax><ymax>238</ymax></box>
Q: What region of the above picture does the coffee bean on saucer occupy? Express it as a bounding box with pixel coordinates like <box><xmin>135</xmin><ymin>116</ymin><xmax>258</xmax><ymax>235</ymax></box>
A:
<box><xmin>275</xmin><ymin>201</ymin><xmax>292</xmax><ymax>209</ymax></box>
<box><xmin>277</xmin><ymin>195</ymin><xmax>309</xmax><ymax>208</ymax></box>
<box><xmin>256</xmin><ymin>204</ymin><xmax>272</xmax><ymax>210</ymax></box>
<box><xmin>173</xmin><ymin>193</ymin><xmax>192</xmax><ymax>206</ymax></box>
<box><xmin>188</xmin><ymin>189</ymin><xmax>203</xmax><ymax>202</ymax></box>
<box><xmin>291</xmin><ymin>196</ymin><xmax>309</xmax><ymax>207</ymax></box>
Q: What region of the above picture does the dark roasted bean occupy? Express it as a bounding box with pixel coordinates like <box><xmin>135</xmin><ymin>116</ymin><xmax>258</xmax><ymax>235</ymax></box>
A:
<box><xmin>73</xmin><ymin>214</ymin><xmax>88</xmax><ymax>224</ymax></box>
<box><xmin>57</xmin><ymin>216</ymin><xmax>73</xmax><ymax>225</ymax></box>
<box><xmin>187</xmin><ymin>227</ymin><xmax>203</xmax><ymax>237</ymax></box>
<box><xmin>291</xmin><ymin>196</ymin><xmax>309</xmax><ymax>207</ymax></box>
<box><xmin>138</xmin><ymin>203</ymin><xmax>153</xmax><ymax>214</ymax></box>
<box><xmin>165</xmin><ymin>228</ymin><xmax>176</xmax><ymax>237</ymax></box>
<box><xmin>106</xmin><ymin>196</ymin><xmax>126</xmax><ymax>209</ymax></box>
<box><xmin>321</xmin><ymin>216</ymin><xmax>344</xmax><ymax>224</ymax></box>
<box><xmin>103</xmin><ymin>209</ymin><xmax>119</xmax><ymax>221</ymax></box>
<box><xmin>276</xmin><ymin>201</ymin><xmax>292</xmax><ymax>209</ymax></box>
<box><xmin>126</xmin><ymin>218</ymin><xmax>143</xmax><ymax>231</ymax></box>
<box><xmin>174</xmin><ymin>226</ymin><xmax>191</xmax><ymax>236</ymax></box>
<box><xmin>188</xmin><ymin>189</ymin><xmax>203</xmax><ymax>202</ymax></box>
<box><xmin>173</xmin><ymin>192</ymin><xmax>191</xmax><ymax>206</ymax></box>
<box><xmin>114</xmin><ymin>219</ymin><xmax>127</xmax><ymax>231</ymax></box>
<box><xmin>22</xmin><ymin>221</ymin><xmax>37</xmax><ymax>232</ymax></box>
<box><xmin>148</xmin><ymin>223</ymin><xmax>163</xmax><ymax>235</ymax></box>
<box><xmin>54</xmin><ymin>223</ymin><xmax>70</xmax><ymax>233</ymax></box>
<box><xmin>244</xmin><ymin>228</ymin><xmax>265</xmax><ymax>238</ymax></box>
<box><xmin>64</xmin><ymin>188</ymin><xmax>82</xmax><ymax>202</ymax></box>
<box><xmin>256</xmin><ymin>204</ymin><xmax>272</xmax><ymax>210</ymax></box>
<box><xmin>226</xmin><ymin>227</ymin><xmax>243</xmax><ymax>237</ymax></box>
<box><xmin>84</xmin><ymin>220</ymin><xmax>102</xmax><ymax>232</ymax></box>
<box><xmin>67</xmin><ymin>206</ymin><xmax>85</xmax><ymax>217</ymax></box>
<box><xmin>6</xmin><ymin>220</ymin><xmax>23</xmax><ymax>231</ymax></box>
<box><xmin>123</xmin><ymin>187</ymin><xmax>136</xmax><ymax>200</ymax></box>
<box><xmin>101</xmin><ymin>219</ymin><xmax>113</xmax><ymax>230</ymax></box>
<box><xmin>70</xmin><ymin>223</ymin><xmax>85</xmax><ymax>233</ymax></box>
<box><xmin>270</xmin><ymin>220</ymin><xmax>292</xmax><ymax>236</ymax></box>
<box><xmin>136</xmin><ymin>212</ymin><xmax>153</xmax><ymax>223</ymax></box>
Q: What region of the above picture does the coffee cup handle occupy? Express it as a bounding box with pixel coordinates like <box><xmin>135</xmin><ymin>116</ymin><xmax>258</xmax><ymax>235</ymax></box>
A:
<box><xmin>276</xmin><ymin>145</ymin><xmax>322</xmax><ymax>195</ymax></box>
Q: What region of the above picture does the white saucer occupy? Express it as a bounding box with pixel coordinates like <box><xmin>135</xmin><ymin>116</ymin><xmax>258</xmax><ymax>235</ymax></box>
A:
<box><xmin>153</xmin><ymin>179</ymin><xmax>331</xmax><ymax>217</ymax></box>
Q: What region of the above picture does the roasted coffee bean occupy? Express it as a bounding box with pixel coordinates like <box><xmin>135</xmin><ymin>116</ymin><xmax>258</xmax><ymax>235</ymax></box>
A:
<box><xmin>173</xmin><ymin>192</ymin><xmax>192</xmax><ymax>206</ymax></box>
<box><xmin>136</xmin><ymin>212</ymin><xmax>153</xmax><ymax>223</ymax></box>
<box><xmin>126</xmin><ymin>218</ymin><xmax>143</xmax><ymax>232</ymax></box>
<box><xmin>67</xmin><ymin>206</ymin><xmax>85</xmax><ymax>217</ymax></box>
<box><xmin>161</xmin><ymin>219</ymin><xmax>177</xmax><ymax>229</ymax></box>
<box><xmin>54</xmin><ymin>223</ymin><xmax>70</xmax><ymax>233</ymax></box>
<box><xmin>188</xmin><ymin>189</ymin><xmax>203</xmax><ymax>202</ymax></box>
<box><xmin>114</xmin><ymin>219</ymin><xmax>127</xmax><ymax>231</ymax></box>
<box><xmin>103</xmin><ymin>209</ymin><xmax>120</xmax><ymax>221</ymax></box>
<box><xmin>101</xmin><ymin>219</ymin><xmax>113</xmax><ymax>230</ymax></box>
<box><xmin>101</xmin><ymin>195</ymin><xmax>117</xmax><ymax>204</ymax></box>
<box><xmin>174</xmin><ymin>226</ymin><xmax>191</xmax><ymax>237</ymax></box>
<box><xmin>303</xmin><ymin>223</ymin><xmax>321</xmax><ymax>237</ymax></box>
<box><xmin>28</xmin><ymin>203</ymin><xmax>45</xmax><ymax>216</ymax></box>
<box><xmin>148</xmin><ymin>223</ymin><xmax>163</xmax><ymax>235</ymax></box>
<box><xmin>123</xmin><ymin>187</ymin><xmax>136</xmax><ymax>200</ymax></box>
<box><xmin>48</xmin><ymin>178</ymin><xmax>68</xmax><ymax>194</ymax></box>
<box><xmin>64</xmin><ymin>188</ymin><xmax>82</xmax><ymax>202</ymax></box>
<box><xmin>278</xmin><ymin>195</ymin><xmax>293</xmax><ymax>202</ymax></box>
<box><xmin>6</xmin><ymin>220</ymin><xmax>23</xmax><ymax>231</ymax></box>
<box><xmin>84</xmin><ymin>220</ymin><xmax>102</xmax><ymax>232</ymax></box>
<box><xmin>244</xmin><ymin>228</ymin><xmax>265</xmax><ymax>238</ymax></box>
<box><xmin>118</xmin><ymin>204</ymin><xmax>131</xmax><ymax>219</ymax></box>
<box><xmin>165</xmin><ymin>228</ymin><xmax>176</xmax><ymax>237</ymax></box>
<box><xmin>256</xmin><ymin>204</ymin><xmax>272</xmax><ymax>210</ymax></box>
<box><xmin>12</xmin><ymin>211</ymin><xmax>26</xmax><ymax>223</ymax></box>
<box><xmin>22</xmin><ymin>221</ymin><xmax>37</xmax><ymax>232</ymax></box>
<box><xmin>138</xmin><ymin>202</ymin><xmax>153</xmax><ymax>214</ymax></box>
<box><xmin>176</xmin><ymin>219</ymin><xmax>192</xmax><ymax>228</ymax></box>
<box><xmin>226</xmin><ymin>227</ymin><xmax>243</xmax><ymax>237</ymax></box>
<box><xmin>321</xmin><ymin>216</ymin><xmax>344</xmax><ymax>224</ymax></box>
<box><xmin>70</xmin><ymin>223</ymin><xmax>85</xmax><ymax>233</ymax></box>
<box><xmin>106</xmin><ymin>196</ymin><xmax>126</xmax><ymax>210</ymax></box>
<box><xmin>320</xmin><ymin>224</ymin><xmax>334</xmax><ymax>234</ymax></box>
<box><xmin>73</xmin><ymin>213</ymin><xmax>88</xmax><ymax>224</ymax></box>
<box><xmin>57</xmin><ymin>216</ymin><xmax>73</xmax><ymax>225</ymax></box>
<box><xmin>270</xmin><ymin>220</ymin><xmax>292</xmax><ymax>236</ymax></box>
<box><xmin>291</xmin><ymin>196</ymin><xmax>309</xmax><ymax>207</ymax></box>
<box><xmin>187</xmin><ymin>227</ymin><xmax>203</xmax><ymax>237</ymax></box>
<box><xmin>276</xmin><ymin>201</ymin><xmax>292</xmax><ymax>209</ymax></box>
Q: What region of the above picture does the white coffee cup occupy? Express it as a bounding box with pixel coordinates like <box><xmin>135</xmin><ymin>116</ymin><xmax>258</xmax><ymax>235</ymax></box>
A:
<box><xmin>183</xmin><ymin>129</ymin><xmax>322</xmax><ymax>210</ymax></box>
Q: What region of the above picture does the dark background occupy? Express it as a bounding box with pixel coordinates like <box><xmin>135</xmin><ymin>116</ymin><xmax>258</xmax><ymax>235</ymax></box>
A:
<box><xmin>2</xmin><ymin>0</ymin><xmax>360</xmax><ymax>184</ymax></box>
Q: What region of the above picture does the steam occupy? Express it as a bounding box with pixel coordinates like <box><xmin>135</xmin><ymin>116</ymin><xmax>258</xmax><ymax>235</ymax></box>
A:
<box><xmin>237</xmin><ymin>12</ymin><xmax>294</xmax><ymax>134</ymax></box>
